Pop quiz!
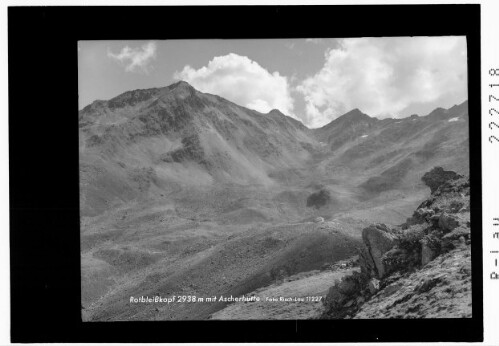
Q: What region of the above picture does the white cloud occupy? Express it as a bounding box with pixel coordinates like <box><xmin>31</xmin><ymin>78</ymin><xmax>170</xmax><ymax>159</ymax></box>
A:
<box><xmin>305</xmin><ymin>39</ymin><xmax>323</xmax><ymax>44</ymax></box>
<box><xmin>297</xmin><ymin>37</ymin><xmax>467</xmax><ymax>128</ymax></box>
<box><xmin>108</xmin><ymin>41</ymin><xmax>157</xmax><ymax>73</ymax></box>
<box><xmin>173</xmin><ymin>53</ymin><xmax>295</xmax><ymax>116</ymax></box>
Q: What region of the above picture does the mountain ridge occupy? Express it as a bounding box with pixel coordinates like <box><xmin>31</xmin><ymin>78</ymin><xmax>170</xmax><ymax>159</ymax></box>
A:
<box><xmin>81</xmin><ymin>80</ymin><xmax>468</xmax><ymax>130</ymax></box>
<box><xmin>79</xmin><ymin>81</ymin><xmax>469</xmax><ymax>217</ymax></box>
<box><xmin>79</xmin><ymin>81</ymin><xmax>470</xmax><ymax>321</ymax></box>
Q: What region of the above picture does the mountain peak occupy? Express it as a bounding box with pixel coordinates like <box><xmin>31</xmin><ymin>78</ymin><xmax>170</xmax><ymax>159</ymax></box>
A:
<box><xmin>343</xmin><ymin>108</ymin><xmax>368</xmax><ymax>118</ymax></box>
<box><xmin>169</xmin><ymin>80</ymin><xmax>195</xmax><ymax>91</ymax></box>
<box><xmin>163</xmin><ymin>80</ymin><xmax>198</xmax><ymax>101</ymax></box>
<box><xmin>268</xmin><ymin>109</ymin><xmax>284</xmax><ymax>116</ymax></box>
<box><xmin>315</xmin><ymin>108</ymin><xmax>375</xmax><ymax>135</ymax></box>
<box><xmin>328</xmin><ymin>108</ymin><xmax>373</xmax><ymax>126</ymax></box>
<box><xmin>448</xmin><ymin>100</ymin><xmax>468</xmax><ymax>113</ymax></box>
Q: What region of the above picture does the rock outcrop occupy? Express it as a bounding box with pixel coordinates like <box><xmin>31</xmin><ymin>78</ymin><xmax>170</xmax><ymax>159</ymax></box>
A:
<box><xmin>321</xmin><ymin>167</ymin><xmax>472</xmax><ymax>319</ymax></box>
<box><xmin>306</xmin><ymin>189</ymin><xmax>331</xmax><ymax>209</ymax></box>
<box><xmin>438</xmin><ymin>212</ymin><xmax>461</xmax><ymax>232</ymax></box>
<box><xmin>420</xmin><ymin>240</ymin><xmax>437</xmax><ymax>266</ymax></box>
<box><xmin>359</xmin><ymin>224</ymin><xmax>398</xmax><ymax>279</ymax></box>
<box><xmin>353</xmin><ymin>247</ymin><xmax>471</xmax><ymax>319</ymax></box>
<box><xmin>421</xmin><ymin>166</ymin><xmax>463</xmax><ymax>193</ymax></box>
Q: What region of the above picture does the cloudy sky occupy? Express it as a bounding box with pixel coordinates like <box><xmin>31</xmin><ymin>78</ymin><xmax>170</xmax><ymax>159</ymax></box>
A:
<box><xmin>78</xmin><ymin>37</ymin><xmax>467</xmax><ymax>128</ymax></box>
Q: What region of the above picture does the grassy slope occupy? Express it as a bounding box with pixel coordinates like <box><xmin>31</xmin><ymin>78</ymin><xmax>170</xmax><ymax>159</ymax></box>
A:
<box><xmin>80</xmin><ymin>83</ymin><xmax>469</xmax><ymax>320</ymax></box>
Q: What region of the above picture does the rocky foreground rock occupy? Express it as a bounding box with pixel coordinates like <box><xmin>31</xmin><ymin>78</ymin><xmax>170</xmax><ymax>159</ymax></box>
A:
<box><xmin>421</xmin><ymin>167</ymin><xmax>463</xmax><ymax>193</ymax></box>
<box><xmin>321</xmin><ymin>167</ymin><xmax>471</xmax><ymax>319</ymax></box>
<box><xmin>359</xmin><ymin>223</ymin><xmax>398</xmax><ymax>279</ymax></box>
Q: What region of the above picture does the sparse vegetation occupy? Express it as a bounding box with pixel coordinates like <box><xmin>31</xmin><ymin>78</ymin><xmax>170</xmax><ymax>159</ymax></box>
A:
<box><xmin>322</xmin><ymin>168</ymin><xmax>471</xmax><ymax>320</ymax></box>
<box><xmin>397</xmin><ymin>224</ymin><xmax>426</xmax><ymax>252</ymax></box>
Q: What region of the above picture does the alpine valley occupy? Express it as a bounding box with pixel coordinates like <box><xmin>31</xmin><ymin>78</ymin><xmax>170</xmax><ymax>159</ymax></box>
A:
<box><xmin>80</xmin><ymin>81</ymin><xmax>470</xmax><ymax>321</ymax></box>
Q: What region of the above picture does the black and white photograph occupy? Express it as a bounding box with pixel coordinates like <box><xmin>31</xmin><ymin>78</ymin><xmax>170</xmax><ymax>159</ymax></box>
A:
<box><xmin>8</xmin><ymin>3</ymin><xmax>494</xmax><ymax>344</ymax></box>
<box><xmin>79</xmin><ymin>37</ymin><xmax>472</xmax><ymax>321</ymax></box>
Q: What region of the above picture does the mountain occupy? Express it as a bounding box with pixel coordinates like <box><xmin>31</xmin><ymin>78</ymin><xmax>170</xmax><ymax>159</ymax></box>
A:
<box><xmin>80</xmin><ymin>81</ymin><xmax>315</xmax><ymax>217</ymax></box>
<box><xmin>80</xmin><ymin>81</ymin><xmax>469</xmax><ymax>218</ymax></box>
<box><xmin>315</xmin><ymin>108</ymin><xmax>378</xmax><ymax>150</ymax></box>
<box><xmin>79</xmin><ymin>81</ymin><xmax>470</xmax><ymax>321</ymax></box>
<box><xmin>312</xmin><ymin>101</ymin><xmax>469</xmax><ymax>200</ymax></box>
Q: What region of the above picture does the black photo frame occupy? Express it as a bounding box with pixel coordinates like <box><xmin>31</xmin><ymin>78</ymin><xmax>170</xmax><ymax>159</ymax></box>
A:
<box><xmin>9</xmin><ymin>4</ymin><xmax>482</xmax><ymax>343</ymax></box>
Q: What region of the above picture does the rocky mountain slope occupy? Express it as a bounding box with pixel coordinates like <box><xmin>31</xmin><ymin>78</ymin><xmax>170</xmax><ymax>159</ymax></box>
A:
<box><xmin>80</xmin><ymin>81</ymin><xmax>314</xmax><ymax>217</ymax></box>
<box><xmin>320</xmin><ymin>167</ymin><xmax>471</xmax><ymax>319</ymax></box>
<box><xmin>207</xmin><ymin>168</ymin><xmax>472</xmax><ymax>320</ymax></box>
<box><xmin>80</xmin><ymin>81</ymin><xmax>468</xmax><ymax>219</ymax></box>
<box><xmin>79</xmin><ymin>81</ymin><xmax>470</xmax><ymax>321</ymax></box>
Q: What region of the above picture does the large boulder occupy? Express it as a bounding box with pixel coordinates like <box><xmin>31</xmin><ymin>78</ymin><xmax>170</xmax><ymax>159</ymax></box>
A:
<box><xmin>368</xmin><ymin>278</ymin><xmax>380</xmax><ymax>295</ymax></box>
<box><xmin>382</xmin><ymin>246</ymin><xmax>415</xmax><ymax>274</ymax></box>
<box><xmin>421</xmin><ymin>241</ymin><xmax>437</xmax><ymax>266</ymax></box>
<box><xmin>360</xmin><ymin>224</ymin><xmax>398</xmax><ymax>278</ymax></box>
<box><xmin>412</xmin><ymin>207</ymin><xmax>434</xmax><ymax>224</ymax></box>
<box><xmin>441</xmin><ymin>226</ymin><xmax>471</xmax><ymax>251</ymax></box>
<box><xmin>438</xmin><ymin>212</ymin><xmax>461</xmax><ymax>232</ymax></box>
<box><xmin>405</xmin><ymin>207</ymin><xmax>435</xmax><ymax>227</ymax></box>
<box><xmin>421</xmin><ymin>167</ymin><xmax>462</xmax><ymax>193</ymax></box>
